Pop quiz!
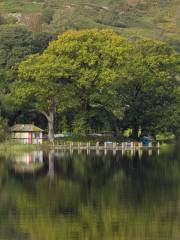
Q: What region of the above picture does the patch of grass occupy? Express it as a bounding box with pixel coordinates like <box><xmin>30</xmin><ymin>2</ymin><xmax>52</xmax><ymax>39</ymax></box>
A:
<box><xmin>0</xmin><ymin>0</ymin><xmax>41</xmax><ymax>13</ymax></box>
<box><xmin>156</xmin><ymin>133</ymin><xmax>175</xmax><ymax>141</ymax></box>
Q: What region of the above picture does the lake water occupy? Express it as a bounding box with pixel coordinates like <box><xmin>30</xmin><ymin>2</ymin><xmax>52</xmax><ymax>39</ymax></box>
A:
<box><xmin>0</xmin><ymin>144</ymin><xmax>179</xmax><ymax>240</ymax></box>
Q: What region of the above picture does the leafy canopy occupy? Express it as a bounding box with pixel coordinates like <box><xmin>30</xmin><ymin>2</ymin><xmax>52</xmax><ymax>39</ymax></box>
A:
<box><xmin>113</xmin><ymin>38</ymin><xmax>180</xmax><ymax>137</ymax></box>
<box><xmin>15</xmin><ymin>29</ymin><xmax>128</xmax><ymax>119</ymax></box>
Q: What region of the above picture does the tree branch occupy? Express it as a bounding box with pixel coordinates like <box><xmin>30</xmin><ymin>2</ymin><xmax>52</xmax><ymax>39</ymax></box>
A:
<box><xmin>28</xmin><ymin>109</ymin><xmax>49</xmax><ymax>120</ymax></box>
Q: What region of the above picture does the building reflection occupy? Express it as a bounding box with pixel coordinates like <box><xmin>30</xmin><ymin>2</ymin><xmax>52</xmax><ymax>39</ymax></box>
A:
<box><xmin>12</xmin><ymin>151</ymin><xmax>44</xmax><ymax>174</ymax></box>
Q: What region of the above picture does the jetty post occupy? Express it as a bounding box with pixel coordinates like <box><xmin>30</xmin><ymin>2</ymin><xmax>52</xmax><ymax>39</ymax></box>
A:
<box><xmin>96</xmin><ymin>142</ymin><xmax>99</xmax><ymax>150</ymax></box>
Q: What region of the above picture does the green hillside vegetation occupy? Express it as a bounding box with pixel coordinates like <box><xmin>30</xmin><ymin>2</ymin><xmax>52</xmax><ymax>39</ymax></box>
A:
<box><xmin>0</xmin><ymin>0</ymin><xmax>179</xmax><ymax>42</ymax></box>
<box><xmin>0</xmin><ymin>1</ymin><xmax>179</xmax><ymax>141</ymax></box>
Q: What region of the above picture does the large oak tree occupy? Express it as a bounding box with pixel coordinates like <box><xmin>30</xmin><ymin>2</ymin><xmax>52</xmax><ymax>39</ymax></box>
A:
<box><xmin>13</xmin><ymin>29</ymin><xmax>127</xmax><ymax>141</ymax></box>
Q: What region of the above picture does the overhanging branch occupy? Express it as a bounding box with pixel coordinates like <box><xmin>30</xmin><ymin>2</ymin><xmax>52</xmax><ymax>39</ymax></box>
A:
<box><xmin>28</xmin><ymin>109</ymin><xmax>49</xmax><ymax>120</ymax></box>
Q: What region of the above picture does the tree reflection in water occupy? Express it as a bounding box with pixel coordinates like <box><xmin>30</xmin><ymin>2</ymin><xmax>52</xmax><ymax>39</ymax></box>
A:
<box><xmin>0</xmin><ymin>144</ymin><xmax>179</xmax><ymax>240</ymax></box>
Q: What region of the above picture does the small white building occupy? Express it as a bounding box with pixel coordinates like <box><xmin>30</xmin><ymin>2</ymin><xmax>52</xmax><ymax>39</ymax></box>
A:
<box><xmin>10</xmin><ymin>124</ymin><xmax>43</xmax><ymax>144</ymax></box>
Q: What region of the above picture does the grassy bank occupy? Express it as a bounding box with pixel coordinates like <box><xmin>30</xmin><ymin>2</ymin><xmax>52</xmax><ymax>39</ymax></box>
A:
<box><xmin>0</xmin><ymin>142</ymin><xmax>43</xmax><ymax>157</ymax></box>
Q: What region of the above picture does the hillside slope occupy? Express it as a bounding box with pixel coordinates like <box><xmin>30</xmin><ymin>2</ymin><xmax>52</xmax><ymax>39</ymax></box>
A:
<box><xmin>0</xmin><ymin>0</ymin><xmax>179</xmax><ymax>41</ymax></box>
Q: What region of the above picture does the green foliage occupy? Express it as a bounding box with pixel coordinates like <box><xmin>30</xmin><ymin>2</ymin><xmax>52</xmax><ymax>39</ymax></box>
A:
<box><xmin>59</xmin><ymin>116</ymin><xmax>69</xmax><ymax>133</ymax></box>
<box><xmin>42</xmin><ymin>8</ymin><xmax>54</xmax><ymax>24</ymax></box>
<box><xmin>111</xmin><ymin>39</ymin><xmax>179</xmax><ymax>138</ymax></box>
<box><xmin>72</xmin><ymin>115</ymin><xmax>90</xmax><ymax>135</ymax></box>
<box><xmin>0</xmin><ymin>0</ymin><xmax>41</xmax><ymax>13</ymax></box>
<box><xmin>32</xmin><ymin>32</ymin><xmax>57</xmax><ymax>53</ymax></box>
<box><xmin>44</xmin><ymin>29</ymin><xmax>126</xmax><ymax>121</ymax></box>
<box><xmin>0</xmin><ymin>25</ymin><xmax>44</xmax><ymax>128</ymax></box>
<box><xmin>0</xmin><ymin>25</ymin><xmax>33</xmax><ymax>69</ymax></box>
<box><xmin>10</xmin><ymin>28</ymin><xmax>179</xmax><ymax>139</ymax></box>
<box><xmin>0</xmin><ymin>26</ymin><xmax>55</xmax><ymax>82</ymax></box>
<box><xmin>0</xmin><ymin>117</ymin><xmax>9</xmax><ymax>142</ymax></box>
<box><xmin>159</xmin><ymin>87</ymin><xmax>180</xmax><ymax>138</ymax></box>
<box><xmin>12</xmin><ymin>29</ymin><xmax>127</xmax><ymax>138</ymax></box>
<box><xmin>0</xmin><ymin>0</ymin><xmax>179</xmax><ymax>43</ymax></box>
<box><xmin>0</xmin><ymin>142</ymin><xmax>39</xmax><ymax>154</ymax></box>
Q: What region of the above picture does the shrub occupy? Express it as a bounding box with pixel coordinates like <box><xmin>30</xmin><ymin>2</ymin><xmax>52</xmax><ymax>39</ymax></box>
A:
<box><xmin>0</xmin><ymin>117</ymin><xmax>9</xmax><ymax>142</ymax></box>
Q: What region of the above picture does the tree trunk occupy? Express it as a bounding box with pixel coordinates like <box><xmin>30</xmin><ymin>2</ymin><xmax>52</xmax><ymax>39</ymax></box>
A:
<box><xmin>113</xmin><ymin>121</ymin><xmax>120</xmax><ymax>137</ymax></box>
<box><xmin>132</xmin><ymin>125</ymin><xmax>139</xmax><ymax>140</ymax></box>
<box><xmin>151</xmin><ymin>132</ymin><xmax>156</xmax><ymax>141</ymax></box>
<box><xmin>48</xmin><ymin>150</ymin><xmax>55</xmax><ymax>185</ymax></box>
<box><xmin>47</xmin><ymin>110</ymin><xmax>54</xmax><ymax>143</ymax></box>
<box><xmin>48</xmin><ymin>150</ymin><xmax>55</xmax><ymax>190</ymax></box>
<box><xmin>29</xmin><ymin>109</ymin><xmax>55</xmax><ymax>142</ymax></box>
<box><xmin>114</xmin><ymin>126</ymin><xmax>120</xmax><ymax>137</ymax></box>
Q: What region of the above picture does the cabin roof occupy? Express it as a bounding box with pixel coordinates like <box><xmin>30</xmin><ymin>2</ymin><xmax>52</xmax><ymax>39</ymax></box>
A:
<box><xmin>10</xmin><ymin>124</ymin><xmax>44</xmax><ymax>132</ymax></box>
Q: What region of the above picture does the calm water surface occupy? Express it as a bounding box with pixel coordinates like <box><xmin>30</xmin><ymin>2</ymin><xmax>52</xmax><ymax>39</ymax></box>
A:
<box><xmin>0</xmin><ymin>144</ymin><xmax>180</xmax><ymax>240</ymax></box>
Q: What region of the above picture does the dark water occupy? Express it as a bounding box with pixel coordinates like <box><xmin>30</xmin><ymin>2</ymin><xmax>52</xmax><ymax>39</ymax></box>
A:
<box><xmin>0</xmin><ymin>144</ymin><xmax>180</xmax><ymax>240</ymax></box>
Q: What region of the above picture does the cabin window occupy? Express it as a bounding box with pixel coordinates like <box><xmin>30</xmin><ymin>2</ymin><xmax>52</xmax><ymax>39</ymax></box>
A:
<box><xmin>34</xmin><ymin>132</ymin><xmax>40</xmax><ymax>138</ymax></box>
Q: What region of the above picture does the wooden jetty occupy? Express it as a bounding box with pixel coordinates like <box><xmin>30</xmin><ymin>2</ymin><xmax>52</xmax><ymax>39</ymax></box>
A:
<box><xmin>52</xmin><ymin>141</ymin><xmax>160</xmax><ymax>151</ymax></box>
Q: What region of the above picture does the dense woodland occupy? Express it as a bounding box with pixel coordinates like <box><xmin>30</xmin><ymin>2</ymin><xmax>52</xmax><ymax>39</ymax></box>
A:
<box><xmin>0</xmin><ymin>0</ymin><xmax>179</xmax><ymax>141</ymax></box>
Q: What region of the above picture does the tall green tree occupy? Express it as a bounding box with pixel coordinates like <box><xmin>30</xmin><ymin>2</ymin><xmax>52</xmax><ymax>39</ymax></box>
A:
<box><xmin>13</xmin><ymin>29</ymin><xmax>127</xmax><ymax>140</ymax></box>
<box><xmin>113</xmin><ymin>39</ymin><xmax>179</xmax><ymax>139</ymax></box>
<box><xmin>45</xmin><ymin>29</ymin><xmax>127</xmax><ymax>133</ymax></box>
<box><xmin>0</xmin><ymin>25</ymin><xmax>33</xmax><ymax>69</ymax></box>
<box><xmin>160</xmin><ymin>87</ymin><xmax>180</xmax><ymax>139</ymax></box>
<box><xmin>13</xmin><ymin>65</ymin><xmax>76</xmax><ymax>142</ymax></box>
<box><xmin>0</xmin><ymin>25</ymin><xmax>35</xmax><ymax>121</ymax></box>
<box><xmin>0</xmin><ymin>26</ymin><xmax>57</xmax><ymax>128</ymax></box>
